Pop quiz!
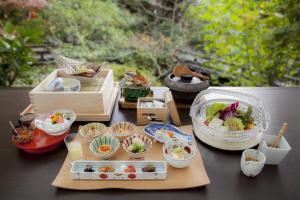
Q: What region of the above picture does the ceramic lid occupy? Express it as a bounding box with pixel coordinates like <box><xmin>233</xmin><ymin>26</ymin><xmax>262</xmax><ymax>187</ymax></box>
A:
<box><xmin>164</xmin><ymin>73</ymin><xmax>209</xmax><ymax>93</ymax></box>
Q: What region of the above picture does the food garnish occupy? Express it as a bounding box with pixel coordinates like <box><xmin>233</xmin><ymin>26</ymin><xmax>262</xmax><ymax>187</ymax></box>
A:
<box><xmin>123</xmin><ymin>72</ymin><xmax>148</xmax><ymax>87</ymax></box>
<box><xmin>50</xmin><ymin>112</ymin><xmax>64</xmax><ymax>124</ymax></box>
<box><xmin>124</xmin><ymin>165</ymin><xmax>136</xmax><ymax>173</ymax></box>
<box><xmin>87</xmin><ymin>126</ymin><xmax>98</xmax><ymax>136</ymax></box>
<box><xmin>98</xmin><ymin>166</ymin><xmax>115</xmax><ymax>172</ymax></box>
<box><xmin>168</xmin><ymin>145</ymin><xmax>191</xmax><ymax>160</ymax></box>
<box><xmin>98</xmin><ymin>145</ymin><xmax>111</xmax><ymax>153</ymax></box>
<box><xmin>73</xmin><ymin>66</ymin><xmax>97</xmax><ymax>77</ymax></box>
<box><xmin>205</xmin><ymin>101</ymin><xmax>255</xmax><ymax>131</ymax></box>
<box><xmin>84</xmin><ymin>165</ymin><xmax>95</xmax><ymax>172</ymax></box>
<box><xmin>117</xmin><ymin>128</ymin><xmax>127</xmax><ymax>134</ymax></box>
<box><xmin>50</xmin><ymin>112</ymin><xmax>71</xmax><ymax>125</ymax></box>
<box><xmin>155</xmin><ymin>129</ymin><xmax>175</xmax><ymax>141</ymax></box>
<box><xmin>127</xmin><ymin>137</ymin><xmax>145</xmax><ymax>153</ymax></box>
<box><xmin>15</xmin><ymin>127</ymin><xmax>33</xmax><ymax>144</ymax></box>
<box><xmin>142</xmin><ymin>164</ymin><xmax>156</xmax><ymax>172</ymax></box>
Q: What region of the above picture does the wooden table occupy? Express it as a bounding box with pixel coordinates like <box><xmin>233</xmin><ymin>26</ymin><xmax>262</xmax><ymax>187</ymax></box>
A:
<box><xmin>0</xmin><ymin>87</ymin><xmax>299</xmax><ymax>200</ymax></box>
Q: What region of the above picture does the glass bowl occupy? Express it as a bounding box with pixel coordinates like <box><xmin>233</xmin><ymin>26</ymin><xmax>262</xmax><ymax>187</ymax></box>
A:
<box><xmin>35</xmin><ymin>109</ymin><xmax>76</xmax><ymax>136</ymax></box>
<box><xmin>189</xmin><ymin>89</ymin><xmax>270</xmax><ymax>149</ymax></box>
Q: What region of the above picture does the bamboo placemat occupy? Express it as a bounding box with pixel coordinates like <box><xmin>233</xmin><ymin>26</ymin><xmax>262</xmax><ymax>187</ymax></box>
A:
<box><xmin>52</xmin><ymin>125</ymin><xmax>210</xmax><ymax>190</ymax></box>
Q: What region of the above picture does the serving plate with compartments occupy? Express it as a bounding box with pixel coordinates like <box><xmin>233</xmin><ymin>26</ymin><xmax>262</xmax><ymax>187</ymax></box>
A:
<box><xmin>70</xmin><ymin>160</ymin><xmax>167</xmax><ymax>180</ymax></box>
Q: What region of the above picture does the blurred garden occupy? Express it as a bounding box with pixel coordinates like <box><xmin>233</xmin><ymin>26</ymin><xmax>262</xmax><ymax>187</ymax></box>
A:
<box><xmin>0</xmin><ymin>0</ymin><xmax>299</xmax><ymax>87</ymax></box>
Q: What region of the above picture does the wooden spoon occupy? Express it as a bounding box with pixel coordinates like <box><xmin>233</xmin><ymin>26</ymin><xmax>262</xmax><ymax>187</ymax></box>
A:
<box><xmin>270</xmin><ymin>122</ymin><xmax>288</xmax><ymax>148</ymax></box>
<box><xmin>173</xmin><ymin>65</ymin><xmax>210</xmax><ymax>81</ymax></box>
<box><xmin>9</xmin><ymin>121</ymin><xmax>18</xmax><ymax>136</ymax></box>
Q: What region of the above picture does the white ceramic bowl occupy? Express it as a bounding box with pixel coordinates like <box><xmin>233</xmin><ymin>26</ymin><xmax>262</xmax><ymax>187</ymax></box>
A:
<box><xmin>79</xmin><ymin>122</ymin><xmax>107</xmax><ymax>139</ymax></box>
<box><xmin>163</xmin><ymin>138</ymin><xmax>196</xmax><ymax>168</ymax></box>
<box><xmin>90</xmin><ymin>135</ymin><xmax>120</xmax><ymax>160</ymax></box>
<box><xmin>122</xmin><ymin>135</ymin><xmax>152</xmax><ymax>159</ymax></box>
<box><xmin>260</xmin><ymin>134</ymin><xmax>291</xmax><ymax>165</ymax></box>
<box><xmin>35</xmin><ymin>109</ymin><xmax>76</xmax><ymax>136</ymax></box>
<box><xmin>110</xmin><ymin>122</ymin><xmax>136</xmax><ymax>141</ymax></box>
<box><xmin>241</xmin><ymin>149</ymin><xmax>266</xmax><ymax>177</ymax></box>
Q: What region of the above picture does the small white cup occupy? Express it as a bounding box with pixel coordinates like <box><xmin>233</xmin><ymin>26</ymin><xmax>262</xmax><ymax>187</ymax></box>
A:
<box><xmin>260</xmin><ymin>134</ymin><xmax>291</xmax><ymax>165</ymax></box>
<box><xmin>241</xmin><ymin>149</ymin><xmax>266</xmax><ymax>177</ymax></box>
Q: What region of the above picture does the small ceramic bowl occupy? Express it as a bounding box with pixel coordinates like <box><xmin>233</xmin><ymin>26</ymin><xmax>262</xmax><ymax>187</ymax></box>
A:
<box><xmin>241</xmin><ymin>149</ymin><xmax>266</xmax><ymax>177</ymax></box>
<box><xmin>79</xmin><ymin>122</ymin><xmax>107</xmax><ymax>139</ymax></box>
<box><xmin>90</xmin><ymin>135</ymin><xmax>120</xmax><ymax>160</ymax></box>
<box><xmin>122</xmin><ymin>135</ymin><xmax>152</xmax><ymax>159</ymax></box>
<box><xmin>34</xmin><ymin>109</ymin><xmax>76</xmax><ymax>136</ymax></box>
<box><xmin>13</xmin><ymin>125</ymin><xmax>33</xmax><ymax>144</ymax></box>
<box><xmin>163</xmin><ymin>138</ymin><xmax>196</xmax><ymax>168</ymax></box>
<box><xmin>121</xmin><ymin>86</ymin><xmax>150</xmax><ymax>100</ymax></box>
<box><xmin>46</xmin><ymin>77</ymin><xmax>80</xmax><ymax>92</ymax></box>
<box><xmin>19</xmin><ymin>113</ymin><xmax>35</xmax><ymax>127</ymax></box>
<box><xmin>260</xmin><ymin>134</ymin><xmax>291</xmax><ymax>165</ymax></box>
<box><xmin>110</xmin><ymin>122</ymin><xmax>136</xmax><ymax>141</ymax></box>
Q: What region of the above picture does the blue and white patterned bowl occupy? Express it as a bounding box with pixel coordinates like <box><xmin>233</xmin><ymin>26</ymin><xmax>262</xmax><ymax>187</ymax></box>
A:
<box><xmin>46</xmin><ymin>77</ymin><xmax>80</xmax><ymax>92</ymax></box>
<box><xmin>90</xmin><ymin>135</ymin><xmax>120</xmax><ymax>160</ymax></box>
<box><xmin>144</xmin><ymin>123</ymin><xmax>194</xmax><ymax>143</ymax></box>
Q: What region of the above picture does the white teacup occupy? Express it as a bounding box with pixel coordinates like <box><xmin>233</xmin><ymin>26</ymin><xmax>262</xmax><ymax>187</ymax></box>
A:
<box><xmin>241</xmin><ymin>149</ymin><xmax>266</xmax><ymax>177</ymax></box>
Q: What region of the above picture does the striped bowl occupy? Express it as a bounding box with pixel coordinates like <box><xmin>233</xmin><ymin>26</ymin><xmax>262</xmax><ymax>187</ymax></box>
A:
<box><xmin>109</xmin><ymin>122</ymin><xmax>136</xmax><ymax>141</ymax></box>
<box><xmin>79</xmin><ymin>122</ymin><xmax>106</xmax><ymax>139</ymax></box>
<box><xmin>90</xmin><ymin>135</ymin><xmax>120</xmax><ymax>160</ymax></box>
<box><xmin>122</xmin><ymin>135</ymin><xmax>153</xmax><ymax>159</ymax></box>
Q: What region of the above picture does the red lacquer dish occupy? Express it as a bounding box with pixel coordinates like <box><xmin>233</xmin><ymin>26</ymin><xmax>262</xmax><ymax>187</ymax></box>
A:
<box><xmin>12</xmin><ymin>128</ymin><xmax>69</xmax><ymax>153</ymax></box>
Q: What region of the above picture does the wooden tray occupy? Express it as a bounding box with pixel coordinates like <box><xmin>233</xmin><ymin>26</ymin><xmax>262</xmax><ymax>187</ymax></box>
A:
<box><xmin>118</xmin><ymin>90</ymin><xmax>154</xmax><ymax>109</ymax></box>
<box><xmin>52</xmin><ymin>125</ymin><xmax>210</xmax><ymax>190</ymax></box>
<box><xmin>21</xmin><ymin>85</ymin><xmax>119</xmax><ymax>121</ymax></box>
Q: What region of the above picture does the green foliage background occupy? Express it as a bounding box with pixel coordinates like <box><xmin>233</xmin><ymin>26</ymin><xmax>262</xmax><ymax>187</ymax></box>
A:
<box><xmin>0</xmin><ymin>0</ymin><xmax>299</xmax><ymax>87</ymax></box>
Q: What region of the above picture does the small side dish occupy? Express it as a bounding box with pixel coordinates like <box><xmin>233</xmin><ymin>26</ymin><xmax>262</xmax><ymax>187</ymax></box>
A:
<box><xmin>99</xmin><ymin>166</ymin><xmax>115</xmax><ymax>172</ymax></box>
<box><xmin>90</xmin><ymin>135</ymin><xmax>120</xmax><ymax>160</ymax></box>
<box><xmin>144</xmin><ymin>123</ymin><xmax>193</xmax><ymax>143</ymax></box>
<box><xmin>12</xmin><ymin>127</ymin><xmax>69</xmax><ymax>153</ymax></box>
<box><xmin>19</xmin><ymin>113</ymin><xmax>35</xmax><ymax>126</ymax></box>
<box><xmin>142</xmin><ymin>164</ymin><xmax>156</xmax><ymax>172</ymax></box>
<box><xmin>205</xmin><ymin>101</ymin><xmax>255</xmax><ymax>132</ymax></box>
<box><xmin>123</xmin><ymin>165</ymin><xmax>136</xmax><ymax>173</ymax></box>
<box><xmin>35</xmin><ymin>109</ymin><xmax>76</xmax><ymax>136</ymax></box>
<box><xmin>127</xmin><ymin>137</ymin><xmax>145</xmax><ymax>153</ymax></box>
<box><xmin>241</xmin><ymin>149</ymin><xmax>266</xmax><ymax>177</ymax></box>
<box><xmin>70</xmin><ymin>160</ymin><xmax>167</xmax><ymax>180</ymax></box>
<box><xmin>109</xmin><ymin>122</ymin><xmax>136</xmax><ymax>141</ymax></box>
<box><xmin>84</xmin><ymin>165</ymin><xmax>95</xmax><ymax>172</ymax></box>
<box><xmin>120</xmin><ymin>72</ymin><xmax>150</xmax><ymax>100</ymax></box>
<box><xmin>122</xmin><ymin>135</ymin><xmax>152</xmax><ymax>159</ymax></box>
<box><xmin>163</xmin><ymin>138</ymin><xmax>196</xmax><ymax>168</ymax></box>
<box><xmin>14</xmin><ymin>126</ymin><xmax>33</xmax><ymax>144</ymax></box>
<box><xmin>79</xmin><ymin>122</ymin><xmax>106</xmax><ymax>138</ymax></box>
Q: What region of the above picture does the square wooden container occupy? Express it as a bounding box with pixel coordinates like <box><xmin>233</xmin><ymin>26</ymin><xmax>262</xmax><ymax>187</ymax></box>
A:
<box><xmin>137</xmin><ymin>97</ymin><xmax>169</xmax><ymax>125</ymax></box>
<box><xmin>29</xmin><ymin>69</ymin><xmax>115</xmax><ymax>121</ymax></box>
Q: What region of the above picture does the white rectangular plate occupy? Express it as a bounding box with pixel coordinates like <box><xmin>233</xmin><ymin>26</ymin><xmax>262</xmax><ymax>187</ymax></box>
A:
<box><xmin>70</xmin><ymin>160</ymin><xmax>167</xmax><ymax>180</ymax></box>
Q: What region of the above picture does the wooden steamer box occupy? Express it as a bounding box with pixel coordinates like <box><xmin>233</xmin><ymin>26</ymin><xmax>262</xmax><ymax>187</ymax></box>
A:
<box><xmin>28</xmin><ymin>69</ymin><xmax>117</xmax><ymax>121</ymax></box>
<box><xmin>137</xmin><ymin>97</ymin><xmax>169</xmax><ymax>125</ymax></box>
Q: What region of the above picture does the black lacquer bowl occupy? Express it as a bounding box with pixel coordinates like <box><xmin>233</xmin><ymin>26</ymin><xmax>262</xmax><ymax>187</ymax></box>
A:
<box><xmin>164</xmin><ymin>74</ymin><xmax>209</xmax><ymax>103</ymax></box>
